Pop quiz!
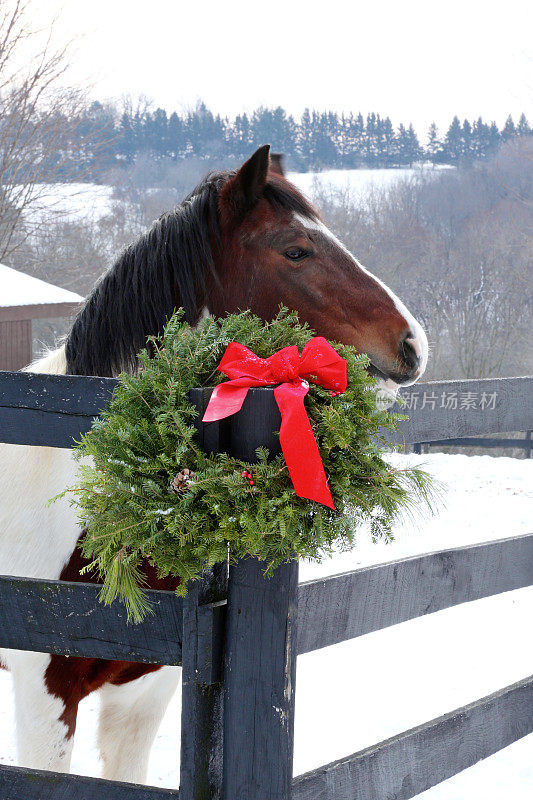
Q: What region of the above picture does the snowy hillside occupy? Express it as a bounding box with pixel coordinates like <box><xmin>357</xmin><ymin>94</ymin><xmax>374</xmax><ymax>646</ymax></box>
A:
<box><xmin>23</xmin><ymin>182</ymin><xmax>115</xmax><ymax>226</ymax></box>
<box><xmin>23</xmin><ymin>166</ymin><xmax>448</xmax><ymax>228</ymax></box>
<box><xmin>288</xmin><ymin>164</ymin><xmax>451</xmax><ymax>200</ymax></box>
<box><xmin>0</xmin><ymin>452</ymin><xmax>531</xmax><ymax>797</ymax></box>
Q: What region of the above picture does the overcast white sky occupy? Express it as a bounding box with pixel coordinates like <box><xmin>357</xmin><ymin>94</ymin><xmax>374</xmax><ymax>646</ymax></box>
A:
<box><xmin>45</xmin><ymin>0</ymin><xmax>532</xmax><ymax>135</ymax></box>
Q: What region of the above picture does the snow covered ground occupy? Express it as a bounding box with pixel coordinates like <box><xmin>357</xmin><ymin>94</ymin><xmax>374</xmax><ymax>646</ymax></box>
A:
<box><xmin>0</xmin><ymin>451</ymin><xmax>531</xmax><ymax>796</ymax></box>
<box><xmin>23</xmin><ymin>182</ymin><xmax>115</xmax><ymax>226</ymax></box>
<box><xmin>288</xmin><ymin>164</ymin><xmax>451</xmax><ymax>201</ymax></box>
<box><xmin>23</xmin><ymin>166</ymin><xmax>447</xmax><ymax>228</ymax></box>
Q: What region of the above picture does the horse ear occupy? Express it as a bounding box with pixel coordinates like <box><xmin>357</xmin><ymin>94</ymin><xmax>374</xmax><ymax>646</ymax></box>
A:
<box><xmin>270</xmin><ymin>153</ymin><xmax>285</xmax><ymax>176</ymax></box>
<box><xmin>221</xmin><ymin>144</ymin><xmax>271</xmax><ymax>219</ymax></box>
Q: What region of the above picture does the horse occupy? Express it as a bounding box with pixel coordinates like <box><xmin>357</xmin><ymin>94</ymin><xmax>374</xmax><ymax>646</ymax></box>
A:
<box><xmin>0</xmin><ymin>145</ymin><xmax>428</xmax><ymax>784</ymax></box>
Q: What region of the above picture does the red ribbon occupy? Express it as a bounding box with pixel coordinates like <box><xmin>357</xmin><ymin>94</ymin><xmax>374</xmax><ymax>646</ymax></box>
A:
<box><xmin>202</xmin><ymin>337</ymin><xmax>347</xmax><ymax>509</ymax></box>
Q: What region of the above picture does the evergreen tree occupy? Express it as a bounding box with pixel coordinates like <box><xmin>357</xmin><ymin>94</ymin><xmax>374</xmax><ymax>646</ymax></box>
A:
<box><xmin>365</xmin><ymin>112</ymin><xmax>377</xmax><ymax>166</ymax></box>
<box><xmin>311</xmin><ymin>111</ymin><xmax>337</xmax><ymax>167</ymax></box>
<box><xmin>374</xmin><ymin>114</ymin><xmax>386</xmax><ymax>166</ymax></box>
<box><xmin>396</xmin><ymin>124</ymin><xmax>410</xmax><ymax>166</ymax></box>
<box><xmin>168</xmin><ymin>112</ymin><xmax>185</xmax><ymax>159</ymax></box>
<box><xmin>342</xmin><ymin>112</ymin><xmax>364</xmax><ymax>167</ymax></box>
<box><xmin>117</xmin><ymin>111</ymin><xmax>135</xmax><ymax>163</ymax></box>
<box><xmin>472</xmin><ymin>117</ymin><xmax>490</xmax><ymax>160</ymax></box>
<box><xmin>297</xmin><ymin>108</ymin><xmax>314</xmax><ymax>168</ymax></box>
<box><xmin>145</xmin><ymin>108</ymin><xmax>169</xmax><ymax>157</ymax></box>
<box><xmin>517</xmin><ymin>113</ymin><xmax>530</xmax><ymax>135</ymax></box>
<box><xmin>396</xmin><ymin>124</ymin><xmax>421</xmax><ymax>166</ymax></box>
<box><xmin>382</xmin><ymin>117</ymin><xmax>396</xmax><ymax>166</ymax></box>
<box><xmin>426</xmin><ymin>122</ymin><xmax>441</xmax><ymax>162</ymax></box>
<box><xmin>443</xmin><ymin>116</ymin><xmax>462</xmax><ymax>164</ymax></box>
<box><xmin>270</xmin><ymin>106</ymin><xmax>296</xmax><ymax>154</ymax></box>
<box><xmin>229</xmin><ymin>113</ymin><xmax>251</xmax><ymax>158</ymax></box>
<box><xmin>487</xmin><ymin>121</ymin><xmax>501</xmax><ymax>155</ymax></box>
<box><xmin>502</xmin><ymin>115</ymin><xmax>516</xmax><ymax>141</ymax></box>
<box><xmin>461</xmin><ymin>119</ymin><xmax>473</xmax><ymax>162</ymax></box>
<box><xmin>66</xmin><ymin>98</ymin><xmax>527</xmax><ymax>178</ymax></box>
<box><xmin>407</xmin><ymin>124</ymin><xmax>422</xmax><ymax>166</ymax></box>
<box><xmin>132</xmin><ymin>109</ymin><xmax>147</xmax><ymax>152</ymax></box>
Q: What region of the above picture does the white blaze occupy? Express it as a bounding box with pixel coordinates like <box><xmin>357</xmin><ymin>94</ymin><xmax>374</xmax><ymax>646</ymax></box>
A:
<box><xmin>294</xmin><ymin>213</ymin><xmax>429</xmax><ymax>392</ymax></box>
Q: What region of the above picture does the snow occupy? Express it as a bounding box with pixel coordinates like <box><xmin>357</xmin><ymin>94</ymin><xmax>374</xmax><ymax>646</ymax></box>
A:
<box><xmin>0</xmin><ymin>263</ymin><xmax>82</xmax><ymax>307</ymax></box>
<box><xmin>21</xmin><ymin>168</ymin><xmax>448</xmax><ymax>228</ymax></box>
<box><xmin>287</xmin><ymin>165</ymin><xmax>452</xmax><ymax>200</ymax></box>
<box><xmin>0</xmin><ymin>452</ymin><xmax>531</xmax><ymax>795</ymax></box>
<box><xmin>25</xmin><ymin>183</ymin><xmax>114</xmax><ymax>226</ymax></box>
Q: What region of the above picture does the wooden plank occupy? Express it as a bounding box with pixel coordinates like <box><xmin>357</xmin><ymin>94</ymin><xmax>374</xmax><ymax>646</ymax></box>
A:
<box><xmin>0</xmin><ymin>321</ymin><xmax>32</xmax><ymax>371</ymax></box>
<box><xmin>297</xmin><ymin>533</ymin><xmax>533</xmax><ymax>654</ymax></box>
<box><xmin>1</xmin><ymin>373</ymin><xmax>532</xmax><ymax>450</ymax></box>
<box><xmin>388</xmin><ymin>376</ymin><xmax>533</xmax><ymax>445</ymax></box>
<box><xmin>189</xmin><ymin>385</ymin><xmax>282</xmax><ymax>461</ymax></box>
<box><xmin>222</xmin><ymin>557</ymin><xmax>299</xmax><ymax>800</ymax></box>
<box><xmin>0</xmin><ymin>372</ymin><xmax>117</xmax><ymax>447</ymax></box>
<box><xmin>0</xmin><ymin>763</ymin><xmax>178</xmax><ymax>799</ymax></box>
<box><xmin>421</xmin><ymin>436</ymin><xmax>532</xmax><ymax>449</ymax></box>
<box><xmin>0</xmin><ymin>370</ymin><xmax>117</xmax><ymax>415</ymax></box>
<box><xmin>0</xmin><ymin>406</ymin><xmax>97</xmax><ymax>447</ymax></box>
<box><xmin>292</xmin><ymin>674</ymin><xmax>533</xmax><ymax>800</ymax></box>
<box><xmin>179</xmin><ymin>564</ymin><xmax>227</xmax><ymax>800</ymax></box>
<box><xmin>189</xmin><ymin>387</ymin><xmax>230</xmax><ymax>456</ymax></box>
<box><xmin>0</xmin><ymin>301</ymin><xmax>81</xmax><ymax>323</ymax></box>
<box><xmin>228</xmin><ymin>387</ymin><xmax>282</xmax><ymax>461</ymax></box>
<box><xmin>0</xmin><ymin>574</ymin><xmax>183</xmax><ymax>665</ymax></box>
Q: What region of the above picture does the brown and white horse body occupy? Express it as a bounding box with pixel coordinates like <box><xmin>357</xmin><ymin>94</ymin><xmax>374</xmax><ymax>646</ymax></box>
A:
<box><xmin>0</xmin><ymin>146</ymin><xmax>427</xmax><ymax>782</ymax></box>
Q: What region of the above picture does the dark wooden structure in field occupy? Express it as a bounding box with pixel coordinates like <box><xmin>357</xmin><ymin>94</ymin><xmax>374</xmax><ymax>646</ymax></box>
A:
<box><xmin>0</xmin><ymin>372</ymin><xmax>532</xmax><ymax>799</ymax></box>
<box><xmin>0</xmin><ymin>264</ymin><xmax>81</xmax><ymax>370</ymax></box>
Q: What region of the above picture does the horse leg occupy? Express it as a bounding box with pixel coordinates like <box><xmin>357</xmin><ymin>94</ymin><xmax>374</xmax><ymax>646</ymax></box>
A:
<box><xmin>10</xmin><ymin>652</ymin><xmax>78</xmax><ymax>773</ymax></box>
<box><xmin>97</xmin><ymin>665</ymin><xmax>181</xmax><ymax>783</ymax></box>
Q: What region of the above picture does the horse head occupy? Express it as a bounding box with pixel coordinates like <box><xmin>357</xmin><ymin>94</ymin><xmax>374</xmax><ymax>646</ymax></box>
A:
<box><xmin>208</xmin><ymin>145</ymin><xmax>428</xmax><ymax>395</ymax></box>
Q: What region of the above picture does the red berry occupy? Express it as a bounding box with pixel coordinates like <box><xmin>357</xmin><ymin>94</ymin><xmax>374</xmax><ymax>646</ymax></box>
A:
<box><xmin>242</xmin><ymin>470</ymin><xmax>247</xmax><ymax>477</ymax></box>
<box><xmin>249</xmin><ymin>480</ymin><xmax>254</xmax><ymax>486</ymax></box>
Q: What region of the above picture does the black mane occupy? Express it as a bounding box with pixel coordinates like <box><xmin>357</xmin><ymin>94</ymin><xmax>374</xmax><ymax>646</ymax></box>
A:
<box><xmin>65</xmin><ymin>169</ymin><xmax>316</xmax><ymax>377</ymax></box>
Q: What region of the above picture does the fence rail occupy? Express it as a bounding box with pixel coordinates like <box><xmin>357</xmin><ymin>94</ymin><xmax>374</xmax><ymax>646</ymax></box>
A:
<box><xmin>0</xmin><ymin>764</ymin><xmax>179</xmax><ymax>800</ymax></box>
<box><xmin>414</xmin><ymin>430</ymin><xmax>532</xmax><ymax>457</ymax></box>
<box><xmin>0</xmin><ymin>575</ymin><xmax>183</xmax><ymax>664</ymax></box>
<box><xmin>388</xmin><ymin>375</ymin><xmax>533</xmax><ymax>444</ymax></box>
<box><xmin>2</xmin><ymin>372</ymin><xmax>532</xmax><ymax>449</ymax></box>
<box><xmin>1</xmin><ymin>370</ymin><xmax>532</xmax><ymax>799</ymax></box>
<box><xmin>297</xmin><ymin>532</ymin><xmax>533</xmax><ymax>654</ymax></box>
<box><xmin>293</xmin><ymin>675</ymin><xmax>533</xmax><ymax>800</ymax></box>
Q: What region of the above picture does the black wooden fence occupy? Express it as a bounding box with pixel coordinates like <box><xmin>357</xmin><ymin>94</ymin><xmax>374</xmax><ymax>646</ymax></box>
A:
<box><xmin>0</xmin><ymin>372</ymin><xmax>532</xmax><ymax>799</ymax></box>
<box><xmin>413</xmin><ymin>430</ymin><xmax>532</xmax><ymax>457</ymax></box>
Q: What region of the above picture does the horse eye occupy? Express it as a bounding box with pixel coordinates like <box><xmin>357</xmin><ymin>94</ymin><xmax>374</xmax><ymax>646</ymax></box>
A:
<box><xmin>283</xmin><ymin>247</ymin><xmax>310</xmax><ymax>262</ymax></box>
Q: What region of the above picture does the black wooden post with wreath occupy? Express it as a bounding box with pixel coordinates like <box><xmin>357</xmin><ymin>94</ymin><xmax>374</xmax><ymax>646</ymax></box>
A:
<box><xmin>181</xmin><ymin>387</ymin><xmax>299</xmax><ymax>800</ymax></box>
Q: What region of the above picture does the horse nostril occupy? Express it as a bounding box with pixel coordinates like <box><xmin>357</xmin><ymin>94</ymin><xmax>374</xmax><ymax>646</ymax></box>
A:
<box><xmin>399</xmin><ymin>333</ymin><xmax>420</xmax><ymax>371</ymax></box>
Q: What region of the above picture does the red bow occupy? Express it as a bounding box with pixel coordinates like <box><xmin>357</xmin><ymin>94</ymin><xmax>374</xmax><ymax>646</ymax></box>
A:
<box><xmin>202</xmin><ymin>337</ymin><xmax>347</xmax><ymax>509</ymax></box>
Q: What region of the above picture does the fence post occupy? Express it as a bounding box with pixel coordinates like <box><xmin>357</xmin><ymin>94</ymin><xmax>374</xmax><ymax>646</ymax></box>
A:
<box><xmin>187</xmin><ymin>385</ymin><xmax>296</xmax><ymax>799</ymax></box>
<box><xmin>180</xmin><ymin>562</ymin><xmax>227</xmax><ymax>800</ymax></box>
<box><xmin>180</xmin><ymin>389</ymin><xmax>231</xmax><ymax>800</ymax></box>
<box><xmin>222</xmin><ymin>556</ymin><xmax>299</xmax><ymax>800</ymax></box>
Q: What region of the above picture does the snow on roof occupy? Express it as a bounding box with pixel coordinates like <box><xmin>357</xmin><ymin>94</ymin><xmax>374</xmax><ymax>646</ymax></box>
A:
<box><xmin>0</xmin><ymin>263</ymin><xmax>83</xmax><ymax>308</ymax></box>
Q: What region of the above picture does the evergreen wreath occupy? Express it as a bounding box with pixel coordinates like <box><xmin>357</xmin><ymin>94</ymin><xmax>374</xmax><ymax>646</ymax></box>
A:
<box><xmin>65</xmin><ymin>308</ymin><xmax>434</xmax><ymax>621</ymax></box>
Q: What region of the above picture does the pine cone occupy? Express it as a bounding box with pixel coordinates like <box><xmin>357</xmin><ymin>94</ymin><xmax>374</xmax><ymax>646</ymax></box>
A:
<box><xmin>170</xmin><ymin>468</ymin><xmax>195</xmax><ymax>493</ymax></box>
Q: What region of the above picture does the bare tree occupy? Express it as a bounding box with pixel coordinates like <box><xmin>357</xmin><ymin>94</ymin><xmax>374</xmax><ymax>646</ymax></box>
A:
<box><xmin>312</xmin><ymin>138</ymin><xmax>533</xmax><ymax>380</ymax></box>
<box><xmin>0</xmin><ymin>0</ymin><xmax>113</xmax><ymax>263</ymax></box>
